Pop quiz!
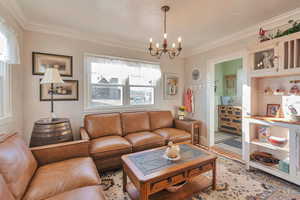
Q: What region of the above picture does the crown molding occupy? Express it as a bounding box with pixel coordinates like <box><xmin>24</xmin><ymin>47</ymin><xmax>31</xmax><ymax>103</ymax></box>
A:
<box><xmin>24</xmin><ymin>22</ymin><xmax>147</xmax><ymax>52</ymax></box>
<box><xmin>0</xmin><ymin>0</ymin><xmax>26</xmax><ymax>28</ymax></box>
<box><xmin>186</xmin><ymin>7</ymin><xmax>300</xmax><ymax>57</ymax></box>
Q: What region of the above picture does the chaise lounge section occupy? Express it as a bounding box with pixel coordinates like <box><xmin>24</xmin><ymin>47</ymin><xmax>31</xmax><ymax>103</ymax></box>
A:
<box><xmin>81</xmin><ymin>110</ymin><xmax>197</xmax><ymax>171</ymax></box>
<box><xmin>0</xmin><ymin>133</ymin><xmax>106</xmax><ymax>200</ymax></box>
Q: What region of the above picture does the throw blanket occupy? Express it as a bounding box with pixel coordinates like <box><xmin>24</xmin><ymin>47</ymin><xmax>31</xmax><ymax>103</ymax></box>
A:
<box><xmin>184</xmin><ymin>88</ymin><xmax>194</xmax><ymax>113</ymax></box>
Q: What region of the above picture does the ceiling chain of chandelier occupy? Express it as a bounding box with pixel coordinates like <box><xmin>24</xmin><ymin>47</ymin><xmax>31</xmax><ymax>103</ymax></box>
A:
<box><xmin>148</xmin><ymin>5</ymin><xmax>182</xmax><ymax>59</ymax></box>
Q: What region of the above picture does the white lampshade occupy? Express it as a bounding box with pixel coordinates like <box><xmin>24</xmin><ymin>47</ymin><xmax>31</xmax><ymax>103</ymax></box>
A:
<box><xmin>40</xmin><ymin>67</ymin><xmax>64</xmax><ymax>84</ymax></box>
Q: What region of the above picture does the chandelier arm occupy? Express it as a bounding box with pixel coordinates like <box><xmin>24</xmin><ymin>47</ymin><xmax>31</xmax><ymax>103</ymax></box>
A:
<box><xmin>175</xmin><ymin>49</ymin><xmax>182</xmax><ymax>56</ymax></box>
<box><xmin>149</xmin><ymin>49</ymin><xmax>158</xmax><ymax>56</ymax></box>
<box><xmin>168</xmin><ymin>51</ymin><xmax>175</xmax><ymax>59</ymax></box>
<box><xmin>157</xmin><ymin>50</ymin><xmax>164</xmax><ymax>59</ymax></box>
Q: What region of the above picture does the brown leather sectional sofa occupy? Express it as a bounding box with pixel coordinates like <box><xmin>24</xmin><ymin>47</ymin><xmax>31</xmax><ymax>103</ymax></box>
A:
<box><xmin>80</xmin><ymin>110</ymin><xmax>197</xmax><ymax>171</ymax></box>
<box><xmin>0</xmin><ymin>133</ymin><xmax>106</xmax><ymax>200</ymax></box>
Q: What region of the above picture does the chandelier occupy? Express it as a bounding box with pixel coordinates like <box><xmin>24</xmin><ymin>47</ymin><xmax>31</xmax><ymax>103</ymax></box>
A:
<box><xmin>148</xmin><ymin>5</ymin><xmax>182</xmax><ymax>59</ymax></box>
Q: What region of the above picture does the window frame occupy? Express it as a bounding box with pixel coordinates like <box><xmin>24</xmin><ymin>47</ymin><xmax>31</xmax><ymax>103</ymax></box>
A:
<box><xmin>0</xmin><ymin>60</ymin><xmax>12</xmax><ymax>125</ymax></box>
<box><xmin>84</xmin><ymin>53</ymin><xmax>160</xmax><ymax>112</ymax></box>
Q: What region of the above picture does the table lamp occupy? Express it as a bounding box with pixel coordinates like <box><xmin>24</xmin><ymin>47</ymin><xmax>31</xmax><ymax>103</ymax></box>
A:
<box><xmin>40</xmin><ymin>66</ymin><xmax>64</xmax><ymax>121</ymax></box>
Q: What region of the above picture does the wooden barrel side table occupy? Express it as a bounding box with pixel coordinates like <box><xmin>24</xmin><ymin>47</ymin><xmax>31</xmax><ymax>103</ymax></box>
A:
<box><xmin>30</xmin><ymin>118</ymin><xmax>73</xmax><ymax>147</ymax></box>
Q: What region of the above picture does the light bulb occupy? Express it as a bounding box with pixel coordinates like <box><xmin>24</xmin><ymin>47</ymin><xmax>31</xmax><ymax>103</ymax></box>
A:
<box><xmin>149</xmin><ymin>38</ymin><xmax>153</xmax><ymax>43</ymax></box>
<box><xmin>164</xmin><ymin>33</ymin><xmax>167</xmax><ymax>39</ymax></box>
<box><xmin>156</xmin><ymin>43</ymin><xmax>159</xmax><ymax>48</ymax></box>
<box><xmin>172</xmin><ymin>43</ymin><xmax>176</xmax><ymax>48</ymax></box>
<box><xmin>178</xmin><ymin>37</ymin><xmax>182</xmax><ymax>43</ymax></box>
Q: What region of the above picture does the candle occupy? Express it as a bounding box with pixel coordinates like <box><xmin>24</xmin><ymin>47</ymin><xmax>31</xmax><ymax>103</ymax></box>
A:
<box><xmin>178</xmin><ymin>37</ymin><xmax>182</xmax><ymax>48</ymax></box>
<box><xmin>164</xmin><ymin>33</ymin><xmax>167</xmax><ymax>39</ymax></box>
<box><xmin>149</xmin><ymin>38</ymin><xmax>153</xmax><ymax>48</ymax></box>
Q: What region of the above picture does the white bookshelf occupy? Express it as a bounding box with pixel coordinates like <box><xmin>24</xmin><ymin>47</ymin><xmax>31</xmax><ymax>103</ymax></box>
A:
<box><xmin>244</xmin><ymin>32</ymin><xmax>300</xmax><ymax>186</ymax></box>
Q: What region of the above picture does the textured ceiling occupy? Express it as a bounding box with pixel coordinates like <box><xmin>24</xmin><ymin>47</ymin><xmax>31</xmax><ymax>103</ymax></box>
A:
<box><xmin>17</xmin><ymin>0</ymin><xmax>300</xmax><ymax>50</ymax></box>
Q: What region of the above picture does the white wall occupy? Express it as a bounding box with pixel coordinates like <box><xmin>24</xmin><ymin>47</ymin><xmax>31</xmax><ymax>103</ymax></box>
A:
<box><xmin>23</xmin><ymin>31</ymin><xmax>185</xmax><ymax>143</ymax></box>
<box><xmin>0</xmin><ymin>3</ymin><xmax>24</xmax><ymax>137</ymax></box>
<box><xmin>184</xmin><ymin>36</ymin><xmax>256</xmax><ymax>146</ymax></box>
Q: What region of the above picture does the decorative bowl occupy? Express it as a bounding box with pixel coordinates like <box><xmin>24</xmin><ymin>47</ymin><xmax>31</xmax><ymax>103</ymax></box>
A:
<box><xmin>163</xmin><ymin>153</ymin><xmax>181</xmax><ymax>161</ymax></box>
<box><xmin>268</xmin><ymin>136</ymin><xmax>287</xmax><ymax>146</ymax></box>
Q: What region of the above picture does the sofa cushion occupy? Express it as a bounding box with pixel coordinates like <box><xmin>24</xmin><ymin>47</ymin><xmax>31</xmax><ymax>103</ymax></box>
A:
<box><xmin>90</xmin><ymin>136</ymin><xmax>132</xmax><ymax>159</ymax></box>
<box><xmin>121</xmin><ymin>112</ymin><xmax>150</xmax><ymax>135</ymax></box>
<box><xmin>148</xmin><ymin>111</ymin><xmax>174</xmax><ymax>130</ymax></box>
<box><xmin>0</xmin><ymin>174</ymin><xmax>15</xmax><ymax>200</ymax></box>
<box><xmin>84</xmin><ymin>113</ymin><xmax>122</xmax><ymax>139</ymax></box>
<box><xmin>45</xmin><ymin>186</ymin><xmax>106</xmax><ymax>200</ymax></box>
<box><xmin>154</xmin><ymin>128</ymin><xmax>191</xmax><ymax>143</ymax></box>
<box><xmin>125</xmin><ymin>131</ymin><xmax>165</xmax><ymax>152</ymax></box>
<box><xmin>23</xmin><ymin>157</ymin><xmax>101</xmax><ymax>200</ymax></box>
<box><xmin>0</xmin><ymin>133</ymin><xmax>37</xmax><ymax>200</ymax></box>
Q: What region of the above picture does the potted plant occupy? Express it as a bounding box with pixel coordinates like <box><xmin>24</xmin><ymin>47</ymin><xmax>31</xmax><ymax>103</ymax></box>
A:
<box><xmin>178</xmin><ymin>106</ymin><xmax>186</xmax><ymax>120</ymax></box>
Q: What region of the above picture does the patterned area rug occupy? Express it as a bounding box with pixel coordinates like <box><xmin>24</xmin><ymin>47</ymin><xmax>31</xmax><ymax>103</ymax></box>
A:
<box><xmin>100</xmin><ymin>157</ymin><xmax>300</xmax><ymax>200</ymax></box>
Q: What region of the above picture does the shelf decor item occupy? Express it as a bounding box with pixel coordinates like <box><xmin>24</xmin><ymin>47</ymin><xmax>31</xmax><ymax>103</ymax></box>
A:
<box><xmin>254</xmin><ymin>49</ymin><xmax>277</xmax><ymax>70</ymax></box>
<box><xmin>250</xmin><ymin>151</ymin><xmax>280</xmax><ymax>167</ymax></box>
<box><xmin>264</xmin><ymin>87</ymin><xmax>274</xmax><ymax>95</ymax></box>
<box><xmin>259</xmin><ymin>19</ymin><xmax>300</xmax><ymax>42</ymax></box>
<box><xmin>257</xmin><ymin>126</ymin><xmax>270</xmax><ymax>142</ymax></box>
<box><xmin>279</xmin><ymin>158</ymin><xmax>290</xmax><ymax>173</ymax></box>
<box><xmin>268</xmin><ymin>136</ymin><xmax>287</xmax><ymax>146</ymax></box>
<box><xmin>266</xmin><ymin>104</ymin><xmax>281</xmax><ymax>117</ymax></box>
<box><xmin>40</xmin><ymin>66</ymin><xmax>64</xmax><ymax>120</ymax></box>
<box><xmin>33</xmin><ymin>52</ymin><xmax>73</xmax><ymax>77</ymax></box>
<box><xmin>273</xmin><ymin>88</ymin><xmax>285</xmax><ymax>96</ymax></box>
<box><xmin>289</xmin><ymin>85</ymin><xmax>300</xmax><ymax>95</ymax></box>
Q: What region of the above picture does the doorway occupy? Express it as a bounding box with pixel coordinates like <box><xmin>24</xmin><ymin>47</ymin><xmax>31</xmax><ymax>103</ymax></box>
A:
<box><xmin>214</xmin><ymin>58</ymin><xmax>243</xmax><ymax>156</ymax></box>
<box><xmin>207</xmin><ymin>52</ymin><xmax>247</xmax><ymax>161</ymax></box>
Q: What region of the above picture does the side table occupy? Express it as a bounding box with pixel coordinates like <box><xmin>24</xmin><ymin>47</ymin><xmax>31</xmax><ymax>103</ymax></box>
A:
<box><xmin>30</xmin><ymin>118</ymin><xmax>73</xmax><ymax>147</ymax></box>
<box><xmin>176</xmin><ymin>118</ymin><xmax>201</xmax><ymax>145</ymax></box>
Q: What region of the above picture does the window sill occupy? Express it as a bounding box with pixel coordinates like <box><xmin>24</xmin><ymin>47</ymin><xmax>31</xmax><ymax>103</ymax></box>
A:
<box><xmin>0</xmin><ymin>115</ymin><xmax>13</xmax><ymax>126</ymax></box>
<box><xmin>83</xmin><ymin>104</ymin><xmax>158</xmax><ymax>114</ymax></box>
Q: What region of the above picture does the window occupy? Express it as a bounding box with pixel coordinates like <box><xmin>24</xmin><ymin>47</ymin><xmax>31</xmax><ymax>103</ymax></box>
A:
<box><xmin>85</xmin><ymin>55</ymin><xmax>161</xmax><ymax>110</ymax></box>
<box><xmin>0</xmin><ymin>32</ymin><xmax>11</xmax><ymax>120</ymax></box>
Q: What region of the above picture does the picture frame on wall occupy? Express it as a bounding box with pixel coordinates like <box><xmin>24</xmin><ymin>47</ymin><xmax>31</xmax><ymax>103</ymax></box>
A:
<box><xmin>266</xmin><ymin>104</ymin><xmax>281</xmax><ymax>117</ymax></box>
<box><xmin>33</xmin><ymin>52</ymin><xmax>73</xmax><ymax>77</ymax></box>
<box><xmin>40</xmin><ymin>80</ymin><xmax>79</xmax><ymax>101</ymax></box>
<box><xmin>164</xmin><ymin>73</ymin><xmax>179</xmax><ymax>99</ymax></box>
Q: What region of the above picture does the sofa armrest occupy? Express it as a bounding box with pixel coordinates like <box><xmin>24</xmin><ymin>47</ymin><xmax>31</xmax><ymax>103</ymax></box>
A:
<box><xmin>174</xmin><ymin>119</ymin><xmax>201</xmax><ymax>134</ymax></box>
<box><xmin>80</xmin><ymin>127</ymin><xmax>90</xmax><ymax>140</ymax></box>
<box><xmin>30</xmin><ymin>139</ymin><xmax>89</xmax><ymax>166</ymax></box>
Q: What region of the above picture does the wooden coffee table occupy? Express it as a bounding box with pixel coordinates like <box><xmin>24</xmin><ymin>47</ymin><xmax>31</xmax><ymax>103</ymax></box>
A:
<box><xmin>122</xmin><ymin>144</ymin><xmax>217</xmax><ymax>200</ymax></box>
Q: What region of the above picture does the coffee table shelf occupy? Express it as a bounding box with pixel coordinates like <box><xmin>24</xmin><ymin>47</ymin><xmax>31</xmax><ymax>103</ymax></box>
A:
<box><xmin>126</xmin><ymin>175</ymin><xmax>211</xmax><ymax>200</ymax></box>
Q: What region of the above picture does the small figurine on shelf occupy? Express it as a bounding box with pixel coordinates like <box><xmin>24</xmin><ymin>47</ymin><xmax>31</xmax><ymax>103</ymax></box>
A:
<box><xmin>259</xmin><ymin>28</ymin><xmax>270</xmax><ymax>42</ymax></box>
<box><xmin>264</xmin><ymin>87</ymin><xmax>274</xmax><ymax>95</ymax></box>
<box><xmin>273</xmin><ymin>88</ymin><xmax>285</xmax><ymax>96</ymax></box>
<box><xmin>289</xmin><ymin>85</ymin><xmax>300</xmax><ymax>95</ymax></box>
<box><xmin>287</xmin><ymin>105</ymin><xmax>300</xmax><ymax>121</ymax></box>
<box><xmin>178</xmin><ymin>106</ymin><xmax>186</xmax><ymax>120</ymax></box>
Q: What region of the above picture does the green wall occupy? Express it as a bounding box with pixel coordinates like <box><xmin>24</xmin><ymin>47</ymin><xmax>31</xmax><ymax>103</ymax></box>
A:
<box><xmin>215</xmin><ymin>58</ymin><xmax>242</xmax><ymax>97</ymax></box>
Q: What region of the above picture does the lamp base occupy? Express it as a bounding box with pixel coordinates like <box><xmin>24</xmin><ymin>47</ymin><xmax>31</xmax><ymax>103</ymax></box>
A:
<box><xmin>43</xmin><ymin>112</ymin><xmax>57</xmax><ymax>123</ymax></box>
